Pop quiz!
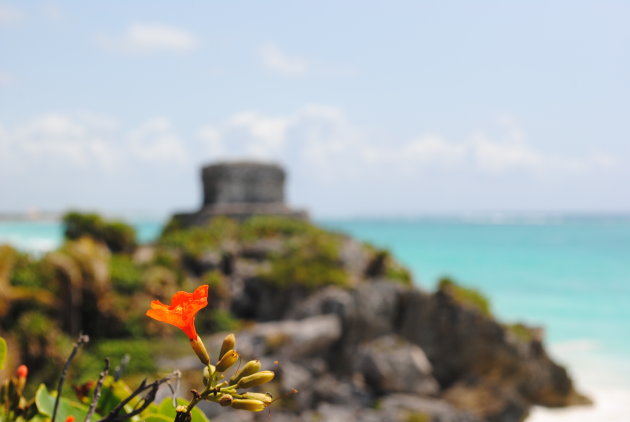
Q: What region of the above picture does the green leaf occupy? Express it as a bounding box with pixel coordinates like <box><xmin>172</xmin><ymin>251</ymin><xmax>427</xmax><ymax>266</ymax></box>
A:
<box><xmin>156</xmin><ymin>398</ymin><xmax>210</xmax><ymax>422</ymax></box>
<box><xmin>96</xmin><ymin>377</ymin><xmax>134</xmax><ymax>416</ymax></box>
<box><xmin>35</xmin><ymin>384</ymin><xmax>95</xmax><ymax>421</ymax></box>
<box><xmin>144</xmin><ymin>415</ymin><xmax>172</xmax><ymax>422</ymax></box>
<box><xmin>0</xmin><ymin>336</ymin><xmax>6</xmax><ymax>370</ymax></box>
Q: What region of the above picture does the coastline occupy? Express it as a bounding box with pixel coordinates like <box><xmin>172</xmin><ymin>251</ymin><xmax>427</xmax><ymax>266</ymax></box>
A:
<box><xmin>529</xmin><ymin>341</ymin><xmax>630</xmax><ymax>421</ymax></box>
<box><xmin>2</xmin><ymin>217</ymin><xmax>629</xmax><ymax>420</ymax></box>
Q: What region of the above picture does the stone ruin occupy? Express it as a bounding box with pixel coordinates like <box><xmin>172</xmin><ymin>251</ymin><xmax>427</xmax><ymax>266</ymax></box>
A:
<box><xmin>174</xmin><ymin>161</ymin><xmax>307</xmax><ymax>226</ymax></box>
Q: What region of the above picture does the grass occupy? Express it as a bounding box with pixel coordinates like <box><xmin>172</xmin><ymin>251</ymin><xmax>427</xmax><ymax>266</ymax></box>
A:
<box><xmin>259</xmin><ymin>230</ymin><xmax>349</xmax><ymax>289</ymax></box>
<box><xmin>438</xmin><ymin>277</ymin><xmax>492</xmax><ymax>317</ymax></box>
<box><xmin>505</xmin><ymin>323</ymin><xmax>536</xmax><ymax>342</ymax></box>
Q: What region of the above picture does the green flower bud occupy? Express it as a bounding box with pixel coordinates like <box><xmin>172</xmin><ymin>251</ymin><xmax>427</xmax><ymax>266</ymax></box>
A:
<box><xmin>219</xmin><ymin>333</ymin><xmax>236</xmax><ymax>360</ymax></box>
<box><xmin>216</xmin><ymin>349</ymin><xmax>239</xmax><ymax>372</ymax></box>
<box><xmin>230</xmin><ymin>360</ymin><xmax>261</xmax><ymax>384</ymax></box>
<box><xmin>242</xmin><ymin>392</ymin><xmax>272</xmax><ymax>405</ymax></box>
<box><xmin>203</xmin><ymin>366</ymin><xmax>211</xmax><ymax>386</ymax></box>
<box><xmin>231</xmin><ymin>398</ymin><xmax>266</xmax><ymax>412</ymax></box>
<box><xmin>236</xmin><ymin>371</ymin><xmax>275</xmax><ymax>389</ymax></box>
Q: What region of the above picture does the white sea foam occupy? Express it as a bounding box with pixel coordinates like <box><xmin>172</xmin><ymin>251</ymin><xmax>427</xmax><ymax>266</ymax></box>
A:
<box><xmin>529</xmin><ymin>388</ymin><xmax>630</xmax><ymax>422</ymax></box>
<box><xmin>529</xmin><ymin>340</ymin><xmax>630</xmax><ymax>421</ymax></box>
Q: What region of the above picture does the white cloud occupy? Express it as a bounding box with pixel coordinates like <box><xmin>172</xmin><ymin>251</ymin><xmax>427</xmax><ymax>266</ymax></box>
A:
<box><xmin>259</xmin><ymin>43</ymin><xmax>308</xmax><ymax>76</ymax></box>
<box><xmin>196</xmin><ymin>108</ymin><xmax>616</xmax><ymax>184</ymax></box>
<box><xmin>0</xmin><ymin>113</ymin><xmax>191</xmax><ymax>175</ymax></box>
<box><xmin>10</xmin><ymin>113</ymin><xmax>114</xmax><ymax>169</ymax></box>
<box><xmin>98</xmin><ymin>23</ymin><xmax>200</xmax><ymax>53</ymax></box>
<box><xmin>0</xmin><ymin>3</ymin><xmax>22</xmax><ymax>25</ymax></box>
<box><xmin>471</xmin><ymin>135</ymin><xmax>543</xmax><ymax>172</ymax></box>
<box><xmin>361</xmin><ymin>136</ymin><xmax>467</xmax><ymax>167</ymax></box>
<box><xmin>127</xmin><ymin>117</ymin><xmax>189</xmax><ymax>164</ymax></box>
<box><xmin>1</xmin><ymin>109</ymin><xmax>618</xmax><ymax>214</ymax></box>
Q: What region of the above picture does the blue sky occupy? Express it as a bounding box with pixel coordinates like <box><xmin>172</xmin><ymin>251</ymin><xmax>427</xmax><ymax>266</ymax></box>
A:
<box><xmin>1</xmin><ymin>1</ymin><xmax>628</xmax><ymax>218</ymax></box>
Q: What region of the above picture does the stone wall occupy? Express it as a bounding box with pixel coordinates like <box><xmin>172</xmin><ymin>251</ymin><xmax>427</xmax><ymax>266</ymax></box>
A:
<box><xmin>202</xmin><ymin>162</ymin><xmax>285</xmax><ymax>206</ymax></box>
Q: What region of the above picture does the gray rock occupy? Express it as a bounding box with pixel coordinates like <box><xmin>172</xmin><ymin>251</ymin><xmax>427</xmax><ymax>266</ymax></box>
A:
<box><xmin>234</xmin><ymin>314</ymin><xmax>342</xmax><ymax>359</ymax></box>
<box><xmin>357</xmin><ymin>335</ymin><xmax>439</xmax><ymax>396</ymax></box>
<box><xmin>379</xmin><ymin>394</ymin><xmax>481</xmax><ymax>422</ymax></box>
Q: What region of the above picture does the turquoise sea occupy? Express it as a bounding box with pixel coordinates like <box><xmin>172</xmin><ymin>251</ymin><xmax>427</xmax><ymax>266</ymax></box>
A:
<box><xmin>1</xmin><ymin>216</ymin><xmax>629</xmax><ymax>420</ymax></box>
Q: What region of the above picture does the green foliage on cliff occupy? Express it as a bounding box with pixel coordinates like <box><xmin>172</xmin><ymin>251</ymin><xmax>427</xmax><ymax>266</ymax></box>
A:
<box><xmin>109</xmin><ymin>254</ymin><xmax>143</xmax><ymax>293</ymax></box>
<box><xmin>158</xmin><ymin>216</ymin><xmax>240</xmax><ymax>258</ymax></box>
<box><xmin>438</xmin><ymin>277</ymin><xmax>492</xmax><ymax>317</ymax></box>
<box><xmin>506</xmin><ymin>323</ymin><xmax>536</xmax><ymax>342</ymax></box>
<box><xmin>1</xmin><ymin>213</ymin><xmax>416</xmax><ymax>391</ymax></box>
<box><xmin>405</xmin><ymin>412</ymin><xmax>430</xmax><ymax>422</ymax></box>
<box><xmin>259</xmin><ymin>229</ymin><xmax>349</xmax><ymax>289</ymax></box>
<box><xmin>240</xmin><ymin>215</ymin><xmax>315</xmax><ymax>240</ymax></box>
<box><xmin>364</xmin><ymin>248</ymin><xmax>413</xmax><ymax>286</ymax></box>
<box><xmin>63</xmin><ymin>211</ymin><xmax>137</xmax><ymax>253</ymax></box>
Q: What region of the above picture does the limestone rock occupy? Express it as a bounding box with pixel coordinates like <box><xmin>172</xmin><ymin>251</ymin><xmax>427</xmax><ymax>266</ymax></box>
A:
<box><xmin>357</xmin><ymin>335</ymin><xmax>439</xmax><ymax>396</ymax></box>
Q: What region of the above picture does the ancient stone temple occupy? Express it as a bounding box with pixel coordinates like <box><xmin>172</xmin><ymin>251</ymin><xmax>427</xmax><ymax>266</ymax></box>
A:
<box><xmin>174</xmin><ymin>161</ymin><xmax>307</xmax><ymax>226</ymax></box>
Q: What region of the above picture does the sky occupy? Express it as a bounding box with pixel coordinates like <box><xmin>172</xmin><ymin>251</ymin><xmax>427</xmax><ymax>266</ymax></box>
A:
<box><xmin>0</xmin><ymin>1</ymin><xmax>629</xmax><ymax>218</ymax></box>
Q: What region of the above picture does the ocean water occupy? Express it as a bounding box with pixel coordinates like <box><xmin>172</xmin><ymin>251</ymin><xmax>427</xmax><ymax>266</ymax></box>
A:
<box><xmin>1</xmin><ymin>216</ymin><xmax>629</xmax><ymax>420</ymax></box>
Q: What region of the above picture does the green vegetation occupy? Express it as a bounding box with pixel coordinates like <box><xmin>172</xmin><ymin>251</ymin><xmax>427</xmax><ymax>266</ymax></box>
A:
<box><xmin>438</xmin><ymin>277</ymin><xmax>492</xmax><ymax>317</ymax></box>
<box><xmin>506</xmin><ymin>322</ymin><xmax>536</xmax><ymax>342</ymax></box>
<box><xmin>0</xmin><ymin>336</ymin><xmax>6</xmax><ymax>370</ymax></box>
<box><xmin>259</xmin><ymin>230</ymin><xmax>349</xmax><ymax>289</ymax></box>
<box><xmin>109</xmin><ymin>254</ymin><xmax>143</xmax><ymax>293</ymax></box>
<box><xmin>240</xmin><ymin>215</ymin><xmax>316</xmax><ymax>241</ymax></box>
<box><xmin>75</xmin><ymin>339</ymin><xmax>159</xmax><ymax>382</ymax></box>
<box><xmin>1</xmin><ymin>213</ymin><xmax>415</xmax><ymax>393</ymax></box>
<box><xmin>63</xmin><ymin>211</ymin><xmax>137</xmax><ymax>253</ymax></box>
<box><xmin>158</xmin><ymin>216</ymin><xmax>240</xmax><ymax>258</ymax></box>
<box><xmin>405</xmin><ymin>411</ymin><xmax>430</xmax><ymax>422</ymax></box>
<box><xmin>361</xmin><ymin>247</ymin><xmax>413</xmax><ymax>286</ymax></box>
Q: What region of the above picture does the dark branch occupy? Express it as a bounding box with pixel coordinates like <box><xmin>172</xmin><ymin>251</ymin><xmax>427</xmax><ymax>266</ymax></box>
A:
<box><xmin>96</xmin><ymin>371</ymin><xmax>180</xmax><ymax>422</ymax></box>
<box><xmin>52</xmin><ymin>333</ymin><xmax>89</xmax><ymax>422</ymax></box>
<box><xmin>85</xmin><ymin>358</ymin><xmax>109</xmax><ymax>422</ymax></box>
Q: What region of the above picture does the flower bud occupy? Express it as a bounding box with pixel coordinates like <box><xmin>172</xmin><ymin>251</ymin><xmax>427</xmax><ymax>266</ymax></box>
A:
<box><xmin>242</xmin><ymin>392</ymin><xmax>272</xmax><ymax>405</ymax></box>
<box><xmin>174</xmin><ymin>407</ymin><xmax>191</xmax><ymax>422</ymax></box>
<box><xmin>216</xmin><ymin>350</ymin><xmax>238</xmax><ymax>372</ymax></box>
<box><xmin>189</xmin><ymin>336</ymin><xmax>210</xmax><ymax>366</ymax></box>
<box><xmin>230</xmin><ymin>360</ymin><xmax>261</xmax><ymax>384</ymax></box>
<box><xmin>236</xmin><ymin>371</ymin><xmax>275</xmax><ymax>389</ymax></box>
<box><xmin>219</xmin><ymin>334</ymin><xmax>236</xmax><ymax>360</ymax></box>
<box><xmin>231</xmin><ymin>398</ymin><xmax>266</xmax><ymax>412</ymax></box>
<box><xmin>16</xmin><ymin>365</ymin><xmax>28</xmax><ymax>379</ymax></box>
<box><xmin>203</xmin><ymin>366</ymin><xmax>211</xmax><ymax>386</ymax></box>
<box><xmin>218</xmin><ymin>394</ymin><xmax>233</xmax><ymax>407</ymax></box>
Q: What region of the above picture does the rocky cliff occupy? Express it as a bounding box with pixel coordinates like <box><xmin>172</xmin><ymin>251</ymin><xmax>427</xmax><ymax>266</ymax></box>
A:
<box><xmin>0</xmin><ymin>213</ymin><xmax>590</xmax><ymax>422</ymax></box>
<box><xmin>156</xmin><ymin>216</ymin><xmax>590</xmax><ymax>422</ymax></box>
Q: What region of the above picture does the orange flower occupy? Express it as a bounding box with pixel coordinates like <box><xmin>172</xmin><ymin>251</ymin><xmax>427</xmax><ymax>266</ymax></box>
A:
<box><xmin>146</xmin><ymin>285</ymin><xmax>209</xmax><ymax>340</ymax></box>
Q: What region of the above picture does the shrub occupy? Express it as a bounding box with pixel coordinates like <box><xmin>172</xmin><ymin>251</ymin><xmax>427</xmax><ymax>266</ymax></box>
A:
<box><xmin>240</xmin><ymin>216</ymin><xmax>313</xmax><ymax>241</ymax></box>
<box><xmin>158</xmin><ymin>217</ymin><xmax>239</xmax><ymax>258</ymax></box>
<box><xmin>109</xmin><ymin>255</ymin><xmax>142</xmax><ymax>293</ymax></box>
<box><xmin>74</xmin><ymin>339</ymin><xmax>159</xmax><ymax>383</ymax></box>
<box><xmin>260</xmin><ymin>231</ymin><xmax>349</xmax><ymax>289</ymax></box>
<box><xmin>363</xmin><ymin>248</ymin><xmax>413</xmax><ymax>286</ymax></box>
<box><xmin>506</xmin><ymin>323</ymin><xmax>536</xmax><ymax>342</ymax></box>
<box><xmin>62</xmin><ymin>211</ymin><xmax>136</xmax><ymax>253</ymax></box>
<box><xmin>438</xmin><ymin>277</ymin><xmax>492</xmax><ymax>317</ymax></box>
